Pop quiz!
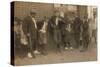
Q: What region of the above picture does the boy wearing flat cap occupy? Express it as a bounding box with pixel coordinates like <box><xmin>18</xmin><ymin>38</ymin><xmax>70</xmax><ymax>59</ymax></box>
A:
<box><xmin>22</xmin><ymin>9</ymin><xmax>40</xmax><ymax>58</ymax></box>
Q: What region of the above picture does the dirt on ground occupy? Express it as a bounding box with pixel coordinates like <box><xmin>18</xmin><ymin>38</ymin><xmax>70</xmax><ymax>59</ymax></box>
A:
<box><xmin>15</xmin><ymin>38</ymin><xmax>97</xmax><ymax>66</ymax></box>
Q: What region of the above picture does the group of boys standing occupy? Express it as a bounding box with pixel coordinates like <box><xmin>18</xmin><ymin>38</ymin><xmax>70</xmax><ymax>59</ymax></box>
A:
<box><xmin>14</xmin><ymin>9</ymin><xmax>90</xmax><ymax>58</ymax></box>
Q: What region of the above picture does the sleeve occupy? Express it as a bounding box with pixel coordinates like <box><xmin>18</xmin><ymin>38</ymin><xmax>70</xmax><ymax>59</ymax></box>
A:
<box><xmin>22</xmin><ymin>17</ymin><xmax>29</xmax><ymax>35</ymax></box>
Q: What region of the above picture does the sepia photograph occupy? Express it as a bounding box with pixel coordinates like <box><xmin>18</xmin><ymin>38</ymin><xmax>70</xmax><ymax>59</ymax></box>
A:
<box><xmin>11</xmin><ymin>1</ymin><xmax>97</xmax><ymax>66</ymax></box>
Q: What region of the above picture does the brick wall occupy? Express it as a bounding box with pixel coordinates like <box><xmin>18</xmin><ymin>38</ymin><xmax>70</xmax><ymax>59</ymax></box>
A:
<box><xmin>14</xmin><ymin>1</ymin><xmax>54</xmax><ymax>20</ymax></box>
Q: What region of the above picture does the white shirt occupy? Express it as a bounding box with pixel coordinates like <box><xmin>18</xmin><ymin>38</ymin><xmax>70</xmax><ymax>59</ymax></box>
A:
<box><xmin>40</xmin><ymin>21</ymin><xmax>48</xmax><ymax>33</ymax></box>
<box><xmin>94</xmin><ymin>18</ymin><xmax>97</xmax><ymax>29</ymax></box>
<box><xmin>32</xmin><ymin>17</ymin><xmax>37</xmax><ymax>29</ymax></box>
<box><xmin>91</xmin><ymin>18</ymin><xmax>97</xmax><ymax>30</ymax></box>
<box><xmin>66</xmin><ymin>24</ymin><xmax>71</xmax><ymax>32</ymax></box>
<box><xmin>55</xmin><ymin>17</ymin><xmax>59</xmax><ymax>25</ymax></box>
<box><xmin>68</xmin><ymin>24</ymin><xmax>71</xmax><ymax>32</ymax></box>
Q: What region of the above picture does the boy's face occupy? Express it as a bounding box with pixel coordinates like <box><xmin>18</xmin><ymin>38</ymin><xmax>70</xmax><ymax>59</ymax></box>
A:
<box><xmin>55</xmin><ymin>12</ymin><xmax>59</xmax><ymax>17</ymax></box>
<box><xmin>31</xmin><ymin>13</ymin><xmax>36</xmax><ymax>18</ymax></box>
<box><xmin>14</xmin><ymin>21</ymin><xmax>20</xmax><ymax>32</ymax></box>
<box><xmin>14</xmin><ymin>21</ymin><xmax>17</xmax><ymax>26</ymax></box>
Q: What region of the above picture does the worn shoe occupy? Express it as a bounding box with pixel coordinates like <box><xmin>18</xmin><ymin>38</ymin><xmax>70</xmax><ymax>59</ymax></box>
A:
<box><xmin>70</xmin><ymin>47</ymin><xmax>73</xmax><ymax>50</ymax></box>
<box><xmin>27</xmin><ymin>52</ymin><xmax>33</xmax><ymax>58</ymax></box>
<box><xmin>34</xmin><ymin>50</ymin><xmax>41</xmax><ymax>54</ymax></box>
<box><xmin>65</xmin><ymin>47</ymin><xmax>69</xmax><ymax>50</ymax></box>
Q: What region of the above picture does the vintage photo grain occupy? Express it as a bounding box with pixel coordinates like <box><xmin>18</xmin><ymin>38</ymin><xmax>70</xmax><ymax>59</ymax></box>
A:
<box><xmin>11</xmin><ymin>1</ymin><xmax>97</xmax><ymax>66</ymax></box>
